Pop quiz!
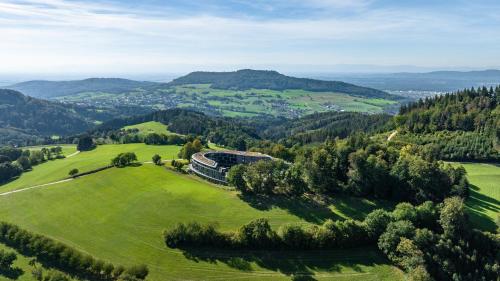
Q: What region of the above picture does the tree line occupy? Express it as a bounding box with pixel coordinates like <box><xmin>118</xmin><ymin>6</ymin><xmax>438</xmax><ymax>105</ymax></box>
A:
<box><xmin>0</xmin><ymin>221</ymin><xmax>148</xmax><ymax>281</ymax></box>
<box><xmin>0</xmin><ymin>146</ymin><xmax>64</xmax><ymax>183</ymax></box>
<box><xmin>228</xmin><ymin>134</ymin><xmax>469</xmax><ymax>204</ymax></box>
<box><xmin>164</xmin><ymin>197</ymin><xmax>499</xmax><ymax>281</ymax></box>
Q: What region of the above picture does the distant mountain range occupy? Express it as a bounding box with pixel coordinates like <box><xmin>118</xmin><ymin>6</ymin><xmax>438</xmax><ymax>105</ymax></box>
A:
<box><xmin>7</xmin><ymin>78</ymin><xmax>157</xmax><ymax>98</ymax></box>
<box><xmin>6</xmin><ymin>70</ymin><xmax>395</xmax><ymax>100</ymax></box>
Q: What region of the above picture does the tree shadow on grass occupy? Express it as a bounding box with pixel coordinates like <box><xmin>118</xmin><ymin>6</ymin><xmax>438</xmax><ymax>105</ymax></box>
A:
<box><xmin>179</xmin><ymin>246</ymin><xmax>388</xmax><ymax>280</ymax></box>
<box><xmin>238</xmin><ymin>193</ymin><xmax>394</xmax><ymax>224</ymax></box>
<box><xmin>0</xmin><ymin>266</ymin><xmax>23</xmax><ymax>280</ymax></box>
<box><xmin>466</xmin><ymin>184</ymin><xmax>499</xmax><ymax>232</ymax></box>
<box><xmin>322</xmin><ymin>195</ymin><xmax>395</xmax><ymax>221</ymax></box>
<box><xmin>238</xmin><ymin>193</ymin><xmax>343</xmax><ymax>224</ymax></box>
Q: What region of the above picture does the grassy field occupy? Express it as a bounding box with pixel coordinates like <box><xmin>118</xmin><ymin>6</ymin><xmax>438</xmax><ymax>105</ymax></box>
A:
<box><xmin>457</xmin><ymin>162</ymin><xmax>500</xmax><ymax>232</ymax></box>
<box><xmin>55</xmin><ymin>84</ymin><xmax>397</xmax><ymax>118</ymax></box>
<box><xmin>123</xmin><ymin>121</ymin><xmax>177</xmax><ymax>136</ymax></box>
<box><xmin>0</xmin><ymin>162</ymin><xmax>402</xmax><ymax>280</ymax></box>
<box><xmin>0</xmin><ymin>144</ymin><xmax>182</xmax><ymax>193</ymax></box>
<box><xmin>25</xmin><ymin>144</ymin><xmax>77</xmax><ymax>156</ymax></box>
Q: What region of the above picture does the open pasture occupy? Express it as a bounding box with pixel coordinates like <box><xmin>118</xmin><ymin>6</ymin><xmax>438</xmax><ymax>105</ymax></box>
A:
<box><xmin>0</xmin><ymin>164</ymin><xmax>402</xmax><ymax>280</ymax></box>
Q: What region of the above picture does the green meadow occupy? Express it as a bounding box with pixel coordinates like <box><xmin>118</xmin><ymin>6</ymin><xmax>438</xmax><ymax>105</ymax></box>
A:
<box><xmin>0</xmin><ymin>144</ymin><xmax>181</xmax><ymax>193</ymax></box>
<box><xmin>56</xmin><ymin>84</ymin><xmax>397</xmax><ymax>118</ymax></box>
<box><xmin>0</xmin><ymin>145</ymin><xmax>402</xmax><ymax>280</ymax></box>
<box><xmin>123</xmin><ymin>121</ymin><xmax>177</xmax><ymax>136</ymax></box>
<box><xmin>458</xmin><ymin>162</ymin><xmax>500</xmax><ymax>232</ymax></box>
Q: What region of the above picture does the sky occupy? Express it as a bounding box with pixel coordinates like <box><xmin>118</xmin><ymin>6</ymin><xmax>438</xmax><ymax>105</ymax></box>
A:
<box><xmin>0</xmin><ymin>0</ymin><xmax>500</xmax><ymax>76</ymax></box>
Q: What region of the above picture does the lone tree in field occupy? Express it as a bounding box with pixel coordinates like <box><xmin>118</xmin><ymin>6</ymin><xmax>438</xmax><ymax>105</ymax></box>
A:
<box><xmin>111</xmin><ymin>152</ymin><xmax>138</xmax><ymax>167</ymax></box>
<box><xmin>152</xmin><ymin>154</ymin><xmax>162</xmax><ymax>165</ymax></box>
<box><xmin>77</xmin><ymin>135</ymin><xmax>95</xmax><ymax>151</ymax></box>
<box><xmin>68</xmin><ymin>168</ymin><xmax>79</xmax><ymax>177</ymax></box>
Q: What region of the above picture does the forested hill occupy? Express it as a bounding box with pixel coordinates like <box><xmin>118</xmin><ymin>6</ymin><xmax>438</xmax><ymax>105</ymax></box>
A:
<box><xmin>259</xmin><ymin>111</ymin><xmax>392</xmax><ymax>144</ymax></box>
<box><xmin>0</xmin><ymin>89</ymin><xmax>94</xmax><ymax>144</ymax></box>
<box><xmin>7</xmin><ymin>78</ymin><xmax>157</xmax><ymax>98</ymax></box>
<box><xmin>392</xmin><ymin>86</ymin><xmax>500</xmax><ymax>161</ymax></box>
<box><xmin>95</xmin><ymin>108</ymin><xmax>261</xmax><ymax>148</ymax></box>
<box><xmin>168</xmin><ymin>69</ymin><xmax>398</xmax><ymax>100</ymax></box>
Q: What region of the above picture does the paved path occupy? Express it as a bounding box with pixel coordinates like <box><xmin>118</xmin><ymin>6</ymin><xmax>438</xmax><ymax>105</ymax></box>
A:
<box><xmin>0</xmin><ymin>178</ymin><xmax>74</xmax><ymax>196</ymax></box>
<box><xmin>387</xmin><ymin>130</ymin><xmax>398</xmax><ymax>141</ymax></box>
<box><xmin>66</xmin><ymin>151</ymin><xmax>80</xmax><ymax>158</ymax></box>
<box><xmin>0</xmin><ymin>159</ymin><xmax>176</xmax><ymax>197</ymax></box>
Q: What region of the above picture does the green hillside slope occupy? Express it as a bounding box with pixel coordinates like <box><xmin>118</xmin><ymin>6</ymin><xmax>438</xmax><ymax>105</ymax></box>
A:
<box><xmin>169</xmin><ymin>69</ymin><xmax>398</xmax><ymax>100</ymax></box>
<box><xmin>8</xmin><ymin>78</ymin><xmax>157</xmax><ymax>98</ymax></box>
<box><xmin>0</xmin><ymin>164</ymin><xmax>402</xmax><ymax>281</ymax></box>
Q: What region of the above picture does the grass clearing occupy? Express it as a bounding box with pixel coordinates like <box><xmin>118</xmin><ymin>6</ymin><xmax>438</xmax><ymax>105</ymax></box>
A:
<box><xmin>24</xmin><ymin>144</ymin><xmax>77</xmax><ymax>156</ymax></box>
<box><xmin>455</xmin><ymin>162</ymin><xmax>499</xmax><ymax>232</ymax></box>
<box><xmin>0</xmin><ymin>144</ymin><xmax>182</xmax><ymax>193</ymax></box>
<box><xmin>123</xmin><ymin>121</ymin><xmax>178</xmax><ymax>136</ymax></box>
<box><xmin>0</xmin><ymin>165</ymin><xmax>402</xmax><ymax>280</ymax></box>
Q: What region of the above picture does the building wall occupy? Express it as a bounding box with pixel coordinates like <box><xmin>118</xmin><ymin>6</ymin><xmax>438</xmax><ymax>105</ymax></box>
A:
<box><xmin>190</xmin><ymin>151</ymin><xmax>272</xmax><ymax>185</ymax></box>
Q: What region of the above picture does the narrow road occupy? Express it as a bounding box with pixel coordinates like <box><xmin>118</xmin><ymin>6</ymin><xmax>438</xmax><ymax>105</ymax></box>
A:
<box><xmin>0</xmin><ymin>178</ymin><xmax>74</xmax><ymax>196</ymax></box>
<box><xmin>66</xmin><ymin>151</ymin><xmax>80</xmax><ymax>158</ymax></box>
<box><xmin>0</xmin><ymin>159</ymin><xmax>175</xmax><ymax>197</ymax></box>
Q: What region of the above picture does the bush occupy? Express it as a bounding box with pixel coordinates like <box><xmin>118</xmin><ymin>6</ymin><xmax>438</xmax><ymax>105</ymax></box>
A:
<box><xmin>0</xmin><ymin>249</ymin><xmax>17</xmax><ymax>270</ymax></box>
<box><xmin>152</xmin><ymin>154</ymin><xmax>162</xmax><ymax>165</ymax></box>
<box><xmin>364</xmin><ymin>209</ymin><xmax>392</xmax><ymax>239</ymax></box>
<box><xmin>111</xmin><ymin>152</ymin><xmax>138</xmax><ymax>167</ymax></box>
<box><xmin>164</xmin><ymin>222</ymin><xmax>228</xmax><ymax>248</ymax></box>
<box><xmin>77</xmin><ymin>136</ymin><xmax>95</xmax><ymax>151</ymax></box>
<box><xmin>0</xmin><ymin>162</ymin><xmax>23</xmax><ymax>183</ymax></box>
<box><xmin>237</xmin><ymin>218</ymin><xmax>277</xmax><ymax>248</ymax></box>
<box><xmin>125</xmin><ymin>264</ymin><xmax>149</xmax><ymax>280</ymax></box>
<box><xmin>68</xmin><ymin>168</ymin><xmax>79</xmax><ymax>177</ymax></box>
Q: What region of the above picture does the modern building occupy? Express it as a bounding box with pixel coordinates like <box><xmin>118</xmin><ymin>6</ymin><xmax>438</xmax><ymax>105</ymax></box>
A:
<box><xmin>189</xmin><ymin>150</ymin><xmax>272</xmax><ymax>184</ymax></box>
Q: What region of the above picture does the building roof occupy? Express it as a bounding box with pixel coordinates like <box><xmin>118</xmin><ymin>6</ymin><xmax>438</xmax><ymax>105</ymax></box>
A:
<box><xmin>191</xmin><ymin>150</ymin><xmax>271</xmax><ymax>168</ymax></box>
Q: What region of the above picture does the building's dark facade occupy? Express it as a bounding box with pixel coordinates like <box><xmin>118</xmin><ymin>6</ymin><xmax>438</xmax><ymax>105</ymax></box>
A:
<box><xmin>189</xmin><ymin>150</ymin><xmax>272</xmax><ymax>184</ymax></box>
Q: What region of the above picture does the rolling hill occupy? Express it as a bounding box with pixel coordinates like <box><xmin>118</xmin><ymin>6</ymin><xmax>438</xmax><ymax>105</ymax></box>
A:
<box><xmin>0</xmin><ymin>143</ymin><xmax>402</xmax><ymax>280</ymax></box>
<box><xmin>390</xmin><ymin>86</ymin><xmax>500</xmax><ymax>161</ymax></box>
<box><xmin>7</xmin><ymin>78</ymin><xmax>157</xmax><ymax>98</ymax></box>
<box><xmin>168</xmin><ymin>69</ymin><xmax>398</xmax><ymax>100</ymax></box>
<box><xmin>0</xmin><ymin>89</ymin><xmax>152</xmax><ymax>146</ymax></box>
<box><xmin>0</xmin><ymin>89</ymin><xmax>93</xmax><ymax>142</ymax></box>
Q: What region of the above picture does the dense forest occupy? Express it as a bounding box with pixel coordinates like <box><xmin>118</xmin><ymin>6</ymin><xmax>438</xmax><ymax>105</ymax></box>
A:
<box><xmin>0</xmin><ymin>89</ymin><xmax>93</xmax><ymax>137</ymax></box>
<box><xmin>92</xmin><ymin>108</ymin><xmax>260</xmax><ymax>148</ymax></box>
<box><xmin>258</xmin><ymin>111</ymin><xmax>391</xmax><ymax>144</ymax></box>
<box><xmin>393</xmin><ymin>86</ymin><xmax>499</xmax><ymax>161</ymax></box>
<box><xmin>0</xmin><ymin>89</ymin><xmax>152</xmax><ymax>146</ymax></box>
<box><xmin>168</xmin><ymin>69</ymin><xmax>398</xmax><ymax>99</ymax></box>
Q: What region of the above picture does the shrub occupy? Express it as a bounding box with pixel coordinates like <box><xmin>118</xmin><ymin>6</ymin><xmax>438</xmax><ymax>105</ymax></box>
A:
<box><xmin>68</xmin><ymin>168</ymin><xmax>79</xmax><ymax>177</ymax></box>
<box><xmin>111</xmin><ymin>152</ymin><xmax>138</xmax><ymax>167</ymax></box>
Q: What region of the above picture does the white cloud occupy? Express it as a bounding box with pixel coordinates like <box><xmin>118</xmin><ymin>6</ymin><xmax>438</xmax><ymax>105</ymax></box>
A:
<box><xmin>0</xmin><ymin>0</ymin><xmax>498</xmax><ymax>73</ymax></box>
